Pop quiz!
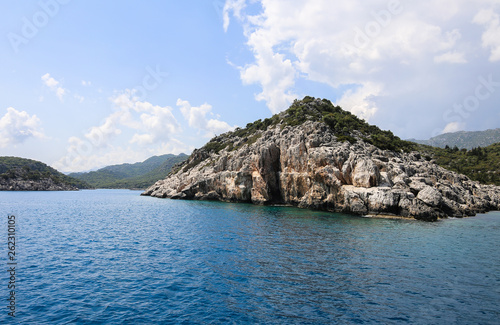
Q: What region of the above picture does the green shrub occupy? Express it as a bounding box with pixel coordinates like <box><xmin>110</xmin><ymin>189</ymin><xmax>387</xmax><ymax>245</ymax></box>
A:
<box><xmin>202</xmin><ymin>141</ymin><xmax>228</xmax><ymax>154</ymax></box>
<box><xmin>183</xmin><ymin>158</ymin><xmax>203</xmax><ymax>172</ymax></box>
<box><xmin>418</xmin><ymin>143</ymin><xmax>500</xmax><ymax>185</ymax></box>
<box><xmin>337</xmin><ymin>135</ymin><xmax>357</xmax><ymax>144</ymax></box>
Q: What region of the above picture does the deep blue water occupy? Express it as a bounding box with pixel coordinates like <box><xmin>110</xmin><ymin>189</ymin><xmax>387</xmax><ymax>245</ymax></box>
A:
<box><xmin>0</xmin><ymin>189</ymin><xmax>499</xmax><ymax>324</ymax></box>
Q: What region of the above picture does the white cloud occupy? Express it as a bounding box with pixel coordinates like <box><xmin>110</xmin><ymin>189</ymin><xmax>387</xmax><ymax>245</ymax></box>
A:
<box><xmin>52</xmin><ymin>136</ymin><xmax>192</xmax><ymax>173</ymax></box>
<box><xmin>84</xmin><ymin>111</ymin><xmax>123</xmax><ymax>149</ymax></box>
<box><xmin>337</xmin><ymin>82</ymin><xmax>382</xmax><ymax>121</ymax></box>
<box><xmin>81</xmin><ymin>80</ymin><xmax>92</xmax><ymax>86</ymax></box>
<box><xmin>74</xmin><ymin>94</ymin><xmax>85</xmax><ymax>103</ymax></box>
<box><xmin>109</xmin><ymin>91</ymin><xmax>181</xmax><ymax>146</ymax></box>
<box><xmin>223</xmin><ymin>0</ymin><xmax>246</xmax><ymax>32</ymax></box>
<box><xmin>0</xmin><ymin>107</ymin><xmax>44</xmax><ymax>148</ymax></box>
<box><xmin>224</xmin><ymin>0</ymin><xmax>500</xmax><ymax>138</ymax></box>
<box><xmin>41</xmin><ymin>74</ymin><xmax>59</xmax><ymax>88</ymax></box>
<box><xmin>434</xmin><ymin>51</ymin><xmax>467</xmax><ymax>64</ymax></box>
<box><xmin>226</xmin><ymin>0</ymin><xmax>466</xmax><ymax>115</ymax></box>
<box><xmin>441</xmin><ymin>121</ymin><xmax>465</xmax><ymax>134</ymax></box>
<box><xmin>52</xmin><ymin>144</ymin><xmax>148</xmax><ymax>173</ymax></box>
<box><xmin>131</xmin><ymin>102</ymin><xmax>180</xmax><ymax>145</ymax></box>
<box><xmin>41</xmin><ymin>73</ymin><xmax>67</xmax><ymax>101</ymax></box>
<box><xmin>52</xmin><ymin>138</ymin><xmax>192</xmax><ymax>173</ymax></box>
<box><xmin>177</xmin><ymin>99</ymin><xmax>236</xmax><ymax>136</ymax></box>
<box><xmin>155</xmin><ymin>138</ymin><xmax>193</xmax><ymax>156</ymax></box>
<box><xmin>473</xmin><ymin>8</ymin><xmax>500</xmax><ymax>62</ymax></box>
<box><xmin>240</xmin><ymin>48</ymin><xmax>297</xmax><ymax>113</ymax></box>
<box><xmin>54</xmin><ymin>90</ymin><xmax>184</xmax><ymax>172</ymax></box>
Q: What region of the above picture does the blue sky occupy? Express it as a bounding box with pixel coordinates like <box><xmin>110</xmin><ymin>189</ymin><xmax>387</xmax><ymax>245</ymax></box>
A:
<box><xmin>1</xmin><ymin>0</ymin><xmax>499</xmax><ymax>172</ymax></box>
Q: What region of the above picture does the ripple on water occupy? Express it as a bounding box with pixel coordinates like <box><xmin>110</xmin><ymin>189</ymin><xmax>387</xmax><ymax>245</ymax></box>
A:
<box><xmin>0</xmin><ymin>190</ymin><xmax>499</xmax><ymax>324</ymax></box>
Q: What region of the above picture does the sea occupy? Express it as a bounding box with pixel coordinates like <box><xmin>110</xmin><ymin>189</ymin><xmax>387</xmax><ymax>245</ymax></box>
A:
<box><xmin>0</xmin><ymin>189</ymin><xmax>499</xmax><ymax>324</ymax></box>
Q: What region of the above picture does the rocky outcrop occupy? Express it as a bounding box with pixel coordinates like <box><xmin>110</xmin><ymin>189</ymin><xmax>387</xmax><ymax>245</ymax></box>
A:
<box><xmin>142</xmin><ymin>101</ymin><xmax>500</xmax><ymax>221</ymax></box>
<box><xmin>0</xmin><ymin>177</ymin><xmax>78</xmax><ymax>191</ymax></box>
<box><xmin>0</xmin><ymin>156</ymin><xmax>84</xmax><ymax>191</ymax></box>
<box><xmin>0</xmin><ymin>168</ymin><xmax>78</xmax><ymax>191</ymax></box>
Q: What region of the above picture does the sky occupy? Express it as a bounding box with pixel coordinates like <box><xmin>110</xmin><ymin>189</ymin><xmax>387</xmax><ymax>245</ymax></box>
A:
<box><xmin>0</xmin><ymin>0</ymin><xmax>499</xmax><ymax>173</ymax></box>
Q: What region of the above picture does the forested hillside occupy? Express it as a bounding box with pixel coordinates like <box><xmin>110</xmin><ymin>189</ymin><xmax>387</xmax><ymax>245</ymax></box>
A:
<box><xmin>70</xmin><ymin>153</ymin><xmax>188</xmax><ymax>189</ymax></box>
<box><xmin>418</xmin><ymin>143</ymin><xmax>500</xmax><ymax>186</ymax></box>
<box><xmin>0</xmin><ymin>157</ymin><xmax>89</xmax><ymax>190</ymax></box>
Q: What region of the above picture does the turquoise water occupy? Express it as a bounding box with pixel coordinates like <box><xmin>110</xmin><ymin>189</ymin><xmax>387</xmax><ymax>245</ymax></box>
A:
<box><xmin>0</xmin><ymin>189</ymin><xmax>499</xmax><ymax>324</ymax></box>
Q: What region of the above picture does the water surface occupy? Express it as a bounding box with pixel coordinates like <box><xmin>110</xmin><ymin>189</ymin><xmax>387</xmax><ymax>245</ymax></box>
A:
<box><xmin>0</xmin><ymin>189</ymin><xmax>499</xmax><ymax>324</ymax></box>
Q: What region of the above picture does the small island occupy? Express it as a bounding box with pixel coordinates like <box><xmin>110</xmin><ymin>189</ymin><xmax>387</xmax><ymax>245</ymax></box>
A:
<box><xmin>142</xmin><ymin>96</ymin><xmax>500</xmax><ymax>221</ymax></box>
<box><xmin>0</xmin><ymin>157</ymin><xmax>88</xmax><ymax>191</ymax></box>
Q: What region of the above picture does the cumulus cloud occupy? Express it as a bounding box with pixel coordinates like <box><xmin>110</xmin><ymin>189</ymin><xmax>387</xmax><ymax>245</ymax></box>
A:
<box><xmin>337</xmin><ymin>82</ymin><xmax>383</xmax><ymax>121</ymax></box>
<box><xmin>0</xmin><ymin>107</ymin><xmax>44</xmax><ymax>148</ymax></box>
<box><xmin>473</xmin><ymin>8</ymin><xmax>500</xmax><ymax>62</ymax></box>
<box><xmin>223</xmin><ymin>0</ymin><xmax>246</xmax><ymax>32</ymax></box>
<box><xmin>226</xmin><ymin>0</ymin><xmax>469</xmax><ymax>117</ymax></box>
<box><xmin>224</xmin><ymin>0</ymin><xmax>500</xmax><ymax>138</ymax></box>
<box><xmin>177</xmin><ymin>99</ymin><xmax>236</xmax><ymax>136</ymax></box>
<box><xmin>83</xmin><ymin>112</ymin><xmax>123</xmax><ymax>149</ymax></box>
<box><xmin>131</xmin><ymin>103</ymin><xmax>180</xmax><ymax>145</ymax></box>
<box><xmin>240</xmin><ymin>47</ymin><xmax>298</xmax><ymax>113</ymax></box>
<box><xmin>41</xmin><ymin>73</ymin><xmax>67</xmax><ymax>101</ymax></box>
<box><xmin>52</xmin><ymin>143</ymin><xmax>147</xmax><ymax>173</ymax></box>
<box><xmin>111</xmin><ymin>90</ymin><xmax>181</xmax><ymax>145</ymax></box>
<box><xmin>441</xmin><ymin>121</ymin><xmax>466</xmax><ymax>134</ymax></box>
<box><xmin>54</xmin><ymin>90</ymin><xmax>185</xmax><ymax>172</ymax></box>
<box><xmin>52</xmin><ymin>138</ymin><xmax>192</xmax><ymax>173</ymax></box>
<box><xmin>153</xmin><ymin>138</ymin><xmax>191</xmax><ymax>156</ymax></box>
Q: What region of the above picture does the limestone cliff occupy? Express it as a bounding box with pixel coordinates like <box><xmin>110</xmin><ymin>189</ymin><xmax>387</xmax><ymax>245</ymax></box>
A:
<box><xmin>142</xmin><ymin>97</ymin><xmax>500</xmax><ymax>221</ymax></box>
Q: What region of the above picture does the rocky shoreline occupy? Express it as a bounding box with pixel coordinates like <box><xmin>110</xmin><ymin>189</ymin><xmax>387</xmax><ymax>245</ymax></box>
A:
<box><xmin>142</xmin><ymin>100</ymin><xmax>500</xmax><ymax>221</ymax></box>
<box><xmin>0</xmin><ymin>156</ymin><xmax>85</xmax><ymax>191</ymax></box>
<box><xmin>0</xmin><ymin>178</ymin><xmax>78</xmax><ymax>191</ymax></box>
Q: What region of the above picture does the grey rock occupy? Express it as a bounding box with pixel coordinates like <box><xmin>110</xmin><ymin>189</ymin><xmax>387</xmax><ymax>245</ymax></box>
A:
<box><xmin>0</xmin><ymin>178</ymin><xmax>77</xmax><ymax>191</ymax></box>
<box><xmin>417</xmin><ymin>186</ymin><xmax>443</xmax><ymax>207</ymax></box>
<box><xmin>142</xmin><ymin>119</ymin><xmax>500</xmax><ymax>221</ymax></box>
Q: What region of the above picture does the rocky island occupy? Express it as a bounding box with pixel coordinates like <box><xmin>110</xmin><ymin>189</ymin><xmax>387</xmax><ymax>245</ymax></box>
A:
<box><xmin>0</xmin><ymin>157</ymin><xmax>87</xmax><ymax>191</ymax></box>
<box><xmin>142</xmin><ymin>97</ymin><xmax>500</xmax><ymax>221</ymax></box>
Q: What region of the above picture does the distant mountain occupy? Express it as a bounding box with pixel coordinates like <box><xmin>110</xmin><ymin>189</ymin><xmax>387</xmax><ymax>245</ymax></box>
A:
<box><xmin>69</xmin><ymin>153</ymin><xmax>188</xmax><ymax>189</ymax></box>
<box><xmin>0</xmin><ymin>156</ymin><xmax>89</xmax><ymax>190</ymax></box>
<box><xmin>409</xmin><ymin>128</ymin><xmax>500</xmax><ymax>149</ymax></box>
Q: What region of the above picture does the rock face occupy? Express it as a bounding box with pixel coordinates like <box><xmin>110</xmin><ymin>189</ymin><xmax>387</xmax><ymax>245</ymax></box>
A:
<box><xmin>0</xmin><ymin>177</ymin><xmax>78</xmax><ymax>191</ymax></box>
<box><xmin>142</xmin><ymin>100</ymin><xmax>500</xmax><ymax>221</ymax></box>
<box><xmin>0</xmin><ymin>166</ymin><xmax>78</xmax><ymax>191</ymax></box>
<box><xmin>0</xmin><ymin>156</ymin><xmax>84</xmax><ymax>191</ymax></box>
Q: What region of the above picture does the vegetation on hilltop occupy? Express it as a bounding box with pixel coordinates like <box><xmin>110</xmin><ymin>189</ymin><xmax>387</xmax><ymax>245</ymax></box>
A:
<box><xmin>0</xmin><ymin>156</ymin><xmax>90</xmax><ymax>189</ymax></box>
<box><xmin>70</xmin><ymin>154</ymin><xmax>188</xmax><ymax>189</ymax></box>
<box><xmin>410</xmin><ymin>128</ymin><xmax>500</xmax><ymax>149</ymax></box>
<box><xmin>418</xmin><ymin>143</ymin><xmax>500</xmax><ymax>186</ymax></box>
<box><xmin>200</xmin><ymin>96</ymin><xmax>416</xmax><ymax>154</ymax></box>
<box><xmin>182</xmin><ymin>96</ymin><xmax>500</xmax><ymax>187</ymax></box>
